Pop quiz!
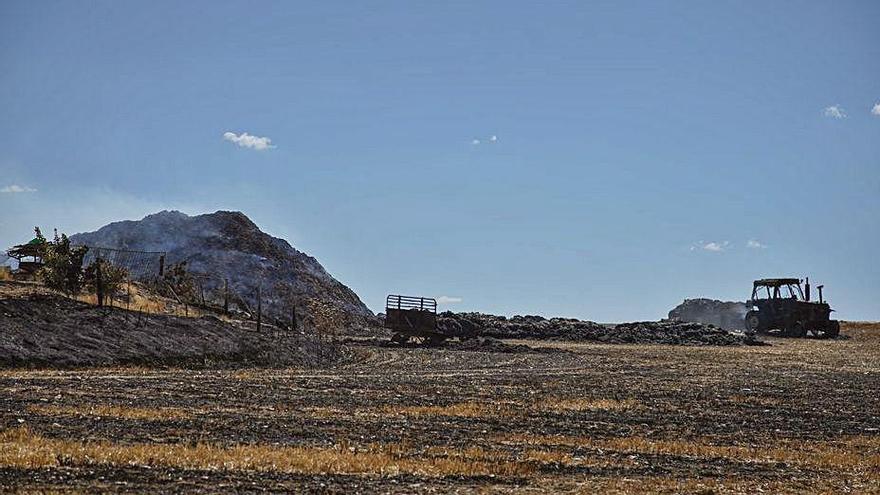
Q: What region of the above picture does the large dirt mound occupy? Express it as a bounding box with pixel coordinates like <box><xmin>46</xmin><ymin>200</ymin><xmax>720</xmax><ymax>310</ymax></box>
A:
<box><xmin>0</xmin><ymin>289</ymin><xmax>339</xmax><ymax>368</ymax></box>
<box><xmin>70</xmin><ymin>210</ymin><xmax>373</xmax><ymax>326</ymax></box>
<box><xmin>668</xmin><ymin>298</ymin><xmax>748</xmax><ymax>330</ymax></box>
<box><xmin>441</xmin><ymin>312</ymin><xmax>745</xmax><ymax>345</ymax></box>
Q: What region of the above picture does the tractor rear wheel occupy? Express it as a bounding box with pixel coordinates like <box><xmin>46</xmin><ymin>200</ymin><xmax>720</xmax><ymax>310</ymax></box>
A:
<box><xmin>809</xmin><ymin>320</ymin><xmax>840</xmax><ymax>339</ymax></box>
<box><xmin>825</xmin><ymin>321</ymin><xmax>840</xmax><ymax>338</ymax></box>
<box><xmin>789</xmin><ymin>321</ymin><xmax>807</xmax><ymax>338</ymax></box>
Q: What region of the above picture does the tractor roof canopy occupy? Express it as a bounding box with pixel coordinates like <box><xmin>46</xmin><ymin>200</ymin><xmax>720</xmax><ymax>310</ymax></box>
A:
<box><xmin>753</xmin><ymin>278</ymin><xmax>800</xmax><ymax>287</ymax></box>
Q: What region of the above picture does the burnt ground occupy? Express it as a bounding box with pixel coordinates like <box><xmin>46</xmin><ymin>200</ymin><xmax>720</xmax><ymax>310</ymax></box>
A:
<box><xmin>1</xmin><ymin>323</ymin><xmax>878</xmax><ymax>493</ymax></box>
<box><xmin>0</xmin><ymin>282</ymin><xmax>339</xmax><ymax>368</ymax></box>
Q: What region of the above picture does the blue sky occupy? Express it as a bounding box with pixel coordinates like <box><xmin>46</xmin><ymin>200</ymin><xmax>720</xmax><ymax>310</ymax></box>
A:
<box><xmin>1</xmin><ymin>1</ymin><xmax>878</xmax><ymax>321</ymax></box>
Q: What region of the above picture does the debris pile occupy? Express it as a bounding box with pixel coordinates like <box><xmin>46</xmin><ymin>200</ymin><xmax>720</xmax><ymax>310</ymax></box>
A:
<box><xmin>440</xmin><ymin>312</ymin><xmax>746</xmax><ymax>346</ymax></box>
<box><xmin>668</xmin><ymin>298</ymin><xmax>748</xmax><ymax>330</ymax></box>
<box><xmin>611</xmin><ymin>321</ymin><xmax>744</xmax><ymax>346</ymax></box>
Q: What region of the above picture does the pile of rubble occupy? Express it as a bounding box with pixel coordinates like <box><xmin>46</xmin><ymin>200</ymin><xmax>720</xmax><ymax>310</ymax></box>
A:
<box><xmin>440</xmin><ymin>312</ymin><xmax>746</xmax><ymax>346</ymax></box>
<box><xmin>668</xmin><ymin>298</ymin><xmax>748</xmax><ymax>330</ymax></box>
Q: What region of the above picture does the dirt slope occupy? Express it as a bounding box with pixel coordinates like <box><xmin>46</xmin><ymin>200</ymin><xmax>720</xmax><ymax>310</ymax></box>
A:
<box><xmin>0</xmin><ymin>283</ymin><xmax>338</xmax><ymax>368</ymax></box>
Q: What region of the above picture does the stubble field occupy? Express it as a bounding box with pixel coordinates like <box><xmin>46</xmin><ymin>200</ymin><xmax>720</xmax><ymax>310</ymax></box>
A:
<box><xmin>1</xmin><ymin>324</ymin><xmax>878</xmax><ymax>493</ymax></box>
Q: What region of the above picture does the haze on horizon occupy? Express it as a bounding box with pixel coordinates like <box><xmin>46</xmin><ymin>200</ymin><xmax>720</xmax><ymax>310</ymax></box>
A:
<box><xmin>1</xmin><ymin>1</ymin><xmax>878</xmax><ymax>321</ymax></box>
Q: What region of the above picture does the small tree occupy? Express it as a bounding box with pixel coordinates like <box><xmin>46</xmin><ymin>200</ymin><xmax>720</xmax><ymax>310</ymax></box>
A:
<box><xmin>39</xmin><ymin>231</ymin><xmax>88</xmax><ymax>296</ymax></box>
<box><xmin>160</xmin><ymin>261</ymin><xmax>197</xmax><ymax>302</ymax></box>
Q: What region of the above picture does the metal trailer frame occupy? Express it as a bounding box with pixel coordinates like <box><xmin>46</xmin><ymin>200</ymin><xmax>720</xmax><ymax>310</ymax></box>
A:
<box><xmin>384</xmin><ymin>294</ymin><xmax>446</xmax><ymax>345</ymax></box>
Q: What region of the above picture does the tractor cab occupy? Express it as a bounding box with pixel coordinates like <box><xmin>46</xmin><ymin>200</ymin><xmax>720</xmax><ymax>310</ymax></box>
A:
<box><xmin>750</xmin><ymin>278</ymin><xmax>805</xmax><ymax>302</ymax></box>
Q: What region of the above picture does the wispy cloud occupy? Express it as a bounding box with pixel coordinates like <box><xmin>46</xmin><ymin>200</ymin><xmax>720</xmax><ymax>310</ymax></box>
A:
<box><xmin>746</xmin><ymin>239</ymin><xmax>767</xmax><ymax>249</ymax></box>
<box><xmin>471</xmin><ymin>134</ymin><xmax>499</xmax><ymax>145</ymax></box>
<box><xmin>872</xmin><ymin>103</ymin><xmax>880</xmax><ymax>116</ymax></box>
<box><xmin>691</xmin><ymin>240</ymin><xmax>729</xmax><ymax>252</ymax></box>
<box><xmin>823</xmin><ymin>105</ymin><xmax>846</xmax><ymax>119</ymax></box>
<box><xmin>1</xmin><ymin>185</ymin><xmax>37</xmax><ymax>193</ymax></box>
<box><xmin>436</xmin><ymin>295</ymin><xmax>462</xmax><ymax>304</ymax></box>
<box><xmin>223</xmin><ymin>131</ymin><xmax>275</xmax><ymax>151</ymax></box>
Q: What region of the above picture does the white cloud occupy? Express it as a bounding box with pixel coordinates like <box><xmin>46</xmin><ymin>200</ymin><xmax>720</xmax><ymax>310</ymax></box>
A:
<box><xmin>702</xmin><ymin>242</ymin><xmax>726</xmax><ymax>252</ymax></box>
<box><xmin>823</xmin><ymin>105</ymin><xmax>846</xmax><ymax>119</ymax></box>
<box><xmin>746</xmin><ymin>239</ymin><xmax>767</xmax><ymax>249</ymax></box>
<box><xmin>223</xmin><ymin>131</ymin><xmax>275</xmax><ymax>151</ymax></box>
<box><xmin>690</xmin><ymin>240</ymin><xmax>729</xmax><ymax>252</ymax></box>
<box><xmin>472</xmin><ymin>135</ymin><xmax>498</xmax><ymax>145</ymax></box>
<box><xmin>436</xmin><ymin>295</ymin><xmax>462</xmax><ymax>304</ymax></box>
<box><xmin>872</xmin><ymin>103</ymin><xmax>880</xmax><ymax>116</ymax></box>
<box><xmin>1</xmin><ymin>185</ymin><xmax>37</xmax><ymax>193</ymax></box>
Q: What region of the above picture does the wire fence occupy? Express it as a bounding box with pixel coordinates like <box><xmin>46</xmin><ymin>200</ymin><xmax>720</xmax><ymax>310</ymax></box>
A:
<box><xmin>60</xmin><ymin>244</ymin><xmax>340</xmax><ymax>336</ymax></box>
<box><xmin>78</xmin><ymin>245</ymin><xmax>166</xmax><ymax>281</ymax></box>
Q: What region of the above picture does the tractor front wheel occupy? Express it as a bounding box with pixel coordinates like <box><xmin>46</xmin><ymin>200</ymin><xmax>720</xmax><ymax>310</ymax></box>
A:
<box><xmin>744</xmin><ymin>311</ymin><xmax>762</xmax><ymax>334</ymax></box>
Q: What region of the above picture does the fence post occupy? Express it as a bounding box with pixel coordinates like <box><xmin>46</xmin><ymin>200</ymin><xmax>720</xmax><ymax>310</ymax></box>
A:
<box><xmin>223</xmin><ymin>279</ymin><xmax>229</xmax><ymax>315</ymax></box>
<box><xmin>256</xmin><ymin>286</ymin><xmax>262</xmax><ymax>332</ymax></box>
<box><xmin>158</xmin><ymin>255</ymin><xmax>165</xmax><ymax>277</ymax></box>
<box><xmin>96</xmin><ymin>257</ymin><xmax>104</xmax><ymax>307</ymax></box>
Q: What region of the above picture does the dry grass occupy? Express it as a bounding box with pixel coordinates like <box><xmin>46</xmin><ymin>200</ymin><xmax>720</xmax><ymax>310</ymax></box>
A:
<box><xmin>73</xmin><ymin>283</ymin><xmax>205</xmax><ymax>318</ymax></box>
<box><xmin>726</xmin><ymin>394</ymin><xmax>783</xmax><ymax>407</ymax></box>
<box><xmin>29</xmin><ymin>404</ymin><xmax>191</xmax><ymax>421</ymax></box>
<box><xmin>0</xmin><ymin>267</ymin><xmax>12</xmax><ymax>281</ymax></box>
<box><xmin>382</xmin><ymin>402</ymin><xmax>514</xmax><ymax>418</ymax></box>
<box><xmin>381</xmin><ymin>397</ymin><xmax>639</xmax><ymax>419</ymax></box>
<box><xmin>498</xmin><ymin>433</ymin><xmax>880</xmax><ymax>472</ymax></box>
<box><xmin>842</xmin><ymin>321</ymin><xmax>880</xmax><ymax>342</ymax></box>
<box><xmin>0</xmin><ymin>427</ymin><xmax>536</xmax><ymax>477</ymax></box>
<box><xmin>539</xmin><ymin>397</ymin><xmax>639</xmax><ymax>412</ymax></box>
<box><xmin>525</xmin><ymin>476</ymin><xmax>867</xmax><ymax>495</ymax></box>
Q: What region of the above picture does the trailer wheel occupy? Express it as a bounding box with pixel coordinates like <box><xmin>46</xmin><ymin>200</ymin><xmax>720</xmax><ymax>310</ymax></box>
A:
<box><xmin>789</xmin><ymin>321</ymin><xmax>806</xmax><ymax>338</ymax></box>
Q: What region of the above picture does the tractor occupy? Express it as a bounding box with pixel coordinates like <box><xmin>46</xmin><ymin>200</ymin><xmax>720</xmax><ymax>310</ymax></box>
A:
<box><xmin>744</xmin><ymin>278</ymin><xmax>839</xmax><ymax>338</ymax></box>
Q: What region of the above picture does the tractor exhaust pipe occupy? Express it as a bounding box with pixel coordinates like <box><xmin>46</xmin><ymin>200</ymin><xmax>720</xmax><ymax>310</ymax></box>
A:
<box><xmin>817</xmin><ymin>285</ymin><xmax>824</xmax><ymax>304</ymax></box>
<box><xmin>805</xmin><ymin>277</ymin><xmax>810</xmax><ymax>302</ymax></box>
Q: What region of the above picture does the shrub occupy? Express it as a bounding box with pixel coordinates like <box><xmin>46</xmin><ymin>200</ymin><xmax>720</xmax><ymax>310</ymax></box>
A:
<box><xmin>159</xmin><ymin>261</ymin><xmax>198</xmax><ymax>303</ymax></box>
<box><xmin>84</xmin><ymin>259</ymin><xmax>129</xmax><ymax>300</ymax></box>
<box><xmin>38</xmin><ymin>231</ymin><xmax>88</xmax><ymax>296</ymax></box>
